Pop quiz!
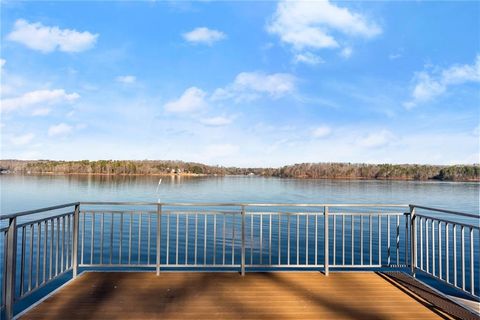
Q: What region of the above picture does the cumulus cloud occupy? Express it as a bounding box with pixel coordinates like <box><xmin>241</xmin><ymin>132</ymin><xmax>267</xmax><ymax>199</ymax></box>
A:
<box><xmin>10</xmin><ymin>133</ymin><xmax>35</xmax><ymax>146</ymax></box>
<box><xmin>7</xmin><ymin>19</ymin><xmax>98</xmax><ymax>53</ymax></box>
<box><xmin>200</xmin><ymin>116</ymin><xmax>234</xmax><ymax>127</ymax></box>
<box><xmin>183</xmin><ymin>27</ymin><xmax>226</xmax><ymax>45</ymax></box>
<box><xmin>404</xmin><ymin>55</ymin><xmax>480</xmax><ymax>108</ymax></box>
<box><xmin>312</xmin><ymin>126</ymin><xmax>331</xmax><ymax>138</ymax></box>
<box><xmin>164</xmin><ymin>87</ymin><xmax>207</xmax><ymax>113</ymax></box>
<box><xmin>267</xmin><ymin>0</ymin><xmax>381</xmax><ymax>60</ymax></box>
<box><xmin>31</xmin><ymin>108</ymin><xmax>51</xmax><ymax>116</ymax></box>
<box><xmin>293</xmin><ymin>52</ymin><xmax>324</xmax><ymax>65</ymax></box>
<box><xmin>1</xmin><ymin>89</ymin><xmax>80</xmax><ymax>113</ymax></box>
<box><xmin>0</xmin><ymin>59</ymin><xmax>5</xmax><ymax>68</ymax></box>
<box><xmin>357</xmin><ymin>129</ymin><xmax>394</xmax><ymax>148</ymax></box>
<box><xmin>212</xmin><ymin>72</ymin><xmax>296</xmax><ymax>102</ymax></box>
<box><xmin>340</xmin><ymin>47</ymin><xmax>353</xmax><ymax>59</ymax></box>
<box><xmin>115</xmin><ymin>75</ymin><xmax>136</xmax><ymax>84</ymax></box>
<box><xmin>48</xmin><ymin>123</ymin><xmax>73</xmax><ymax>137</ymax></box>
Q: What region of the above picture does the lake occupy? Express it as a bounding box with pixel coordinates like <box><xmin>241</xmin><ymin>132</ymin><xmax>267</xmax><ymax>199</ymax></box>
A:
<box><xmin>1</xmin><ymin>174</ymin><xmax>479</xmax><ymax>214</ymax></box>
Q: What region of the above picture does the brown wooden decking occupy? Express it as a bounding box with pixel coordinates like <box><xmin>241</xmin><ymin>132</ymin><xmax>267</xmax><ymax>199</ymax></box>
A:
<box><xmin>20</xmin><ymin>272</ymin><xmax>458</xmax><ymax>320</ymax></box>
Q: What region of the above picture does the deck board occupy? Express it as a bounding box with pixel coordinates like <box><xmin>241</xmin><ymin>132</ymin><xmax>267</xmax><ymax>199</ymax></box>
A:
<box><xmin>20</xmin><ymin>272</ymin><xmax>452</xmax><ymax>320</ymax></box>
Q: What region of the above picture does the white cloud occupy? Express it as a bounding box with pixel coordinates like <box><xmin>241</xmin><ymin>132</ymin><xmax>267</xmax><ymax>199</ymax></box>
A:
<box><xmin>294</xmin><ymin>52</ymin><xmax>324</xmax><ymax>65</ymax></box>
<box><xmin>48</xmin><ymin>123</ymin><xmax>73</xmax><ymax>137</ymax></box>
<box><xmin>0</xmin><ymin>59</ymin><xmax>5</xmax><ymax>68</ymax></box>
<box><xmin>212</xmin><ymin>72</ymin><xmax>296</xmax><ymax>102</ymax></box>
<box><xmin>31</xmin><ymin>108</ymin><xmax>51</xmax><ymax>116</ymax></box>
<box><xmin>10</xmin><ymin>133</ymin><xmax>35</xmax><ymax>146</ymax></box>
<box><xmin>1</xmin><ymin>89</ymin><xmax>80</xmax><ymax>113</ymax></box>
<box><xmin>357</xmin><ymin>129</ymin><xmax>394</xmax><ymax>148</ymax></box>
<box><xmin>164</xmin><ymin>87</ymin><xmax>207</xmax><ymax>113</ymax></box>
<box><xmin>312</xmin><ymin>126</ymin><xmax>331</xmax><ymax>138</ymax></box>
<box><xmin>405</xmin><ymin>55</ymin><xmax>480</xmax><ymax>108</ymax></box>
<box><xmin>340</xmin><ymin>47</ymin><xmax>353</xmax><ymax>59</ymax></box>
<box><xmin>267</xmin><ymin>1</ymin><xmax>381</xmax><ymax>55</ymax></box>
<box><xmin>200</xmin><ymin>116</ymin><xmax>234</xmax><ymax>127</ymax></box>
<box><xmin>183</xmin><ymin>27</ymin><xmax>226</xmax><ymax>45</ymax></box>
<box><xmin>115</xmin><ymin>75</ymin><xmax>136</xmax><ymax>84</ymax></box>
<box><xmin>7</xmin><ymin>19</ymin><xmax>98</xmax><ymax>53</ymax></box>
<box><xmin>389</xmin><ymin>53</ymin><xmax>402</xmax><ymax>60</ymax></box>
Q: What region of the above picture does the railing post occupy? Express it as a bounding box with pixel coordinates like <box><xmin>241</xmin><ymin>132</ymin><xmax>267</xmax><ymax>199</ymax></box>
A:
<box><xmin>409</xmin><ymin>205</ymin><xmax>416</xmax><ymax>276</ymax></box>
<box><xmin>5</xmin><ymin>217</ymin><xmax>18</xmax><ymax>320</ymax></box>
<box><xmin>72</xmin><ymin>203</ymin><xmax>80</xmax><ymax>278</ymax></box>
<box><xmin>324</xmin><ymin>206</ymin><xmax>329</xmax><ymax>276</ymax></box>
<box><xmin>241</xmin><ymin>206</ymin><xmax>246</xmax><ymax>276</ymax></box>
<box><xmin>156</xmin><ymin>203</ymin><xmax>162</xmax><ymax>276</ymax></box>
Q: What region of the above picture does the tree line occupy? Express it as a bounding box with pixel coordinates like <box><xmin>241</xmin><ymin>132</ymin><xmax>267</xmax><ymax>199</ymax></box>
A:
<box><xmin>0</xmin><ymin>160</ymin><xmax>478</xmax><ymax>181</ymax></box>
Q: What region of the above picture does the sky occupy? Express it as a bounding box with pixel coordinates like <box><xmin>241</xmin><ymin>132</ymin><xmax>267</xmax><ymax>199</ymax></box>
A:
<box><xmin>0</xmin><ymin>1</ymin><xmax>479</xmax><ymax>167</ymax></box>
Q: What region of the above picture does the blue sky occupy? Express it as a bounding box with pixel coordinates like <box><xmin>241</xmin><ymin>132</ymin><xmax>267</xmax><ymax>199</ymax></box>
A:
<box><xmin>1</xmin><ymin>1</ymin><xmax>479</xmax><ymax>167</ymax></box>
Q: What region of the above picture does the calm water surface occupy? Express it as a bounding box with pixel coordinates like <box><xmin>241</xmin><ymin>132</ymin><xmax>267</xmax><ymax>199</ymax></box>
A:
<box><xmin>1</xmin><ymin>175</ymin><xmax>479</xmax><ymax>213</ymax></box>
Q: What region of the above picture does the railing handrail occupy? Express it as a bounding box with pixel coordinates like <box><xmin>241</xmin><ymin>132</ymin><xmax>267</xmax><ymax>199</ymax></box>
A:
<box><xmin>410</xmin><ymin>204</ymin><xmax>478</xmax><ymax>219</ymax></box>
<box><xmin>80</xmin><ymin>201</ymin><xmax>409</xmax><ymax>207</ymax></box>
<box><xmin>0</xmin><ymin>202</ymin><xmax>80</xmax><ymax>220</ymax></box>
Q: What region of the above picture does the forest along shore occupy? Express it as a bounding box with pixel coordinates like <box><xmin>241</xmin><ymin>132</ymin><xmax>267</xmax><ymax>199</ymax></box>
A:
<box><xmin>0</xmin><ymin>160</ymin><xmax>479</xmax><ymax>182</ymax></box>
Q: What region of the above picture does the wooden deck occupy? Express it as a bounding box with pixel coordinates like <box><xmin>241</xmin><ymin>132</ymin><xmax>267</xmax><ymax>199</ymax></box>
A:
<box><xmin>20</xmin><ymin>272</ymin><xmax>458</xmax><ymax>320</ymax></box>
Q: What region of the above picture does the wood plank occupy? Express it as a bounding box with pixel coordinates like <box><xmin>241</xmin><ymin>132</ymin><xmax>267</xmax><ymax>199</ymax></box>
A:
<box><xmin>20</xmin><ymin>272</ymin><xmax>451</xmax><ymax>320</ymax></box>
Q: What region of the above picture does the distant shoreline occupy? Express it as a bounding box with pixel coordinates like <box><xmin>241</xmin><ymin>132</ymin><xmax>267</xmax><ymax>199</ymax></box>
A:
<box><xmin>1</xmin><ymin>172</ymin><xmax>479</xmax><ymax>183</ymax></box>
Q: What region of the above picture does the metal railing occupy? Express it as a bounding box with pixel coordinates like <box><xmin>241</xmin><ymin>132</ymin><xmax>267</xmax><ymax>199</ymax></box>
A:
<box><xmin>0</xmin><ymin>201</ymin><xmax>478</xmax><ymax>319</ymax></box>
<box><xmin>410</xmin><ymin>205</ymin><xmax>479</xmax><ymax>299</ymax></box>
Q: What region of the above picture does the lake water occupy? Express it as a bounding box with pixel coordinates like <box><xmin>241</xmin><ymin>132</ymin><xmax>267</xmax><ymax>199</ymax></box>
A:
<box><xmin>1</xmin><ymin>174</ymin><xmax>479</xmax><ymax>214</ymax></box>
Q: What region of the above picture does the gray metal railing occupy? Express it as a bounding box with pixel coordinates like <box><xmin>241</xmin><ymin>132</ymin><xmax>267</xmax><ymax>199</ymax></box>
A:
<box><xmin>1</xmin><ymin>202</ymin><xmax>478</xmax><ymax>319</ymax></box>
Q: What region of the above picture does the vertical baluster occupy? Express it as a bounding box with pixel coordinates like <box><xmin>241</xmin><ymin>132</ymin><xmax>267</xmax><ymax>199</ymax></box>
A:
<box><xmin>396</xmin><ymin>215</ymin><xmax>400</xmax><ymax>266</ymax></box>
<box><xmin>279</xmin><ymin>214</ymin><xmax>282</xmax><ymax>265</ymax></box>
<box><xmin>148</xmin><ymin>214</ymin><xmax>151</xmax><ymax>265</ymax></box>
<box><xmin>67</xmin><ymin>215</ymin><xmax>71</xmax><ymax>269</ymax></box>
<box><xmin>36</xmin><ymin>223</ymin><xmax>41</xmax><ymax>287</ymax></box>
<box><xmin>342</xmin><ymin>215</ymin><xmax>345</xmax><ymax>266</ymax></box>
<box><xmin>432</xmin><ymin>221</ymin><xmax>435</xmax><ymax>276</ymax></box>
<box><xmin>333</xmin><ymin>214</ymin><xmax>336</xmax><ymax>266</ymax></box>
<box><xmin>453</xmin><ymin>225</ymin><xmax>457</xmax><ymax>286</ymax></box>
<box><xmin>241</xmin><ymin>207</ymin><xmax>246</xmax><ymax>275</ymax></box>
<box><xmin>360</xmin><ymin>215</ymin><xmax>363</xmax><ymax>265</ymax></box>
<box><xmin>438</xmin><ymin>222</ymin><xmax>442</xmax><ymax>279</ymax></box>
<box><xmin>20</xmin><ymin>226</ymin><xmax>26</xmax><ymax>296</ymax></box>
<box><xmin>138</xmin><ymin>213</ymin><xmax>142</xmax><ymax>265</ymax></box>
<box><xmin>461</xmin><ymin>226</ymin><xmax>465</xmax><ymax>290</ymax></box>
<box><xmin>204</xmin><ymin>214</ymin><xmax>207</xmax><ymax>265</ymax></box>
<box><xmin>251</xmin><ymin>214</ymin><xmax>254</xmax><ymax>265</ymax></box>
<box><xmin>419</xmin><ymin>217</ymin><xmax>423</xmax><ymax>270</ymax></box>
<box><xmin>56</xmin><ymin>218</ymin><xmax>60</xmax><ymax>275</ymax></box>
<box><xmin>287</xmin><ymin>214</ymin><xmax>291</xmax><ymax>265</ymax></box>
<box><xmin>470</xmin><ymin>227</ymin><xmax>474</xmax><ymax>295</ymax></box>
<box><xmin>129</xmin><ymin>213</ymin><xmax>133</xmax><ymax>265</ymax></box>
<box><xmin>387</xmin><ymin>215</ymin><xmax>391</xmax><ymax>266</ymax></box>
<box><xmin>232</xmin><ymin>214</ymin><xmax>235</xmax><ymax>265</ymax></box>
<box><xmin>61</xmin><ymin>216</ymin><xmax>66</xmax><ymax>271</ymax></box>
<box><xmin>369</xmin><ymin>215</ymin><xmax>372</xmax><ymax>265</ymax></box>
<box><xmin>49</xmin><ymin>220</ymin><xmax>53</xmax><ymax>279</ymax></box>
<box><xmin>260</xmin><ymin>214</ymin><xmax>263</xmax><ymax>264</ymax></box>
<box><xmin>110</xmin><ymin>213</ymin><xmax>114</xmax><ymax>265</ymax></box>
<box><xmin>213</xmin><ymin>214</ymin><xmax>216</xmax><ymax>265</ymax></box>
<box><xmin>222</xmin><ymin>213</ymin><xmax>225</xmax><ymax>265</ymax></box>
<box><xmin>29</xmin><ymin>224</ymin><xmax>33</xmax><ymax>291</ymax></box>
<box><xmin>43</xmin><ymin>221</ymin><xmax>47</xmax><ymax>283</ymax></box>
<box><xmin>156</xmin><ymin>205</ymin><xmax>162</xmax><ymax>275</ymax></box>
<box><xmin>446</xmin><ymin>223</ymin><xmax>449</xmax><ymax>283</ymax></box>
<box><xmin>166</xmin><ymin>213</ymin><xmax>170</xmax><ymax>265</ymax></box>
<box><xmin>175</xmin><ymin>213</ymin><xmax>179</xmax><ymax>265</ymax></box>
<box><xmin>119</xmin><ymin>213</ymin><xmax>123</xmax><ymax>264</ymax></box>
<box><xmin>426</xmin><ymin>219</ymin><xmax>429</xmax><ymax>273</ymax></box>
<box><xmin>269</xmin><ymin>214</ymin><xmax>272</xmax><ymax>265</ymax></box>
<box><xmin>81</xmin><ymin>213</ymin><xmax>85</xmax><ymax>265</ymax></box>
<box><xmin>378</xmin><ymin>215</ymin><xmax>381</xmax><ymax>265</ymax></box>
<box><xmin>315</xmin><ymin>214</ymin><xmax>317</xmax><ymax>265</ymax></box>
<box><xmin>90</xmin><ymin>214</ymin><xmax>95</xmax><ymax>264</ymax></box>
<box><xmin>195</xmin><ymin>213</ymin><xmax>198</xmax><ymax>265</ymax></box>
<box><xmin>185</xmin><ymin>214</ymin><xmax>189</xmax><ymax>265</ymax></box>
<box><xmin>296</xmin><ymin>214</ymin><xmax>299</xmax><ymax>265</ymax></box>
<box><xmin>324</xmin><ymin>206</ymin><xmax>329</xmax><ymax>275</ymax></box>
<box><xmin>351</xmin><ymin>216</ymin><xmax>354</xmax><ymax>265</ymax></box>
<box><xmin>305</xmin><ymin>214</ymin><xmax>308</xmax><ymax>265</ymax></box>
<box><xmin>100</xmin><ymin>213</ymin><xmax>104</xmax><ymax>265</ymax></box>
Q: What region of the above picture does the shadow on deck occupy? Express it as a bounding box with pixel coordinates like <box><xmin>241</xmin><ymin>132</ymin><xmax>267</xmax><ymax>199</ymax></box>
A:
<box><xmin>19</xmin><ymin>272</ymin><xmax>475</xmax><ymax>320</ymax></box>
